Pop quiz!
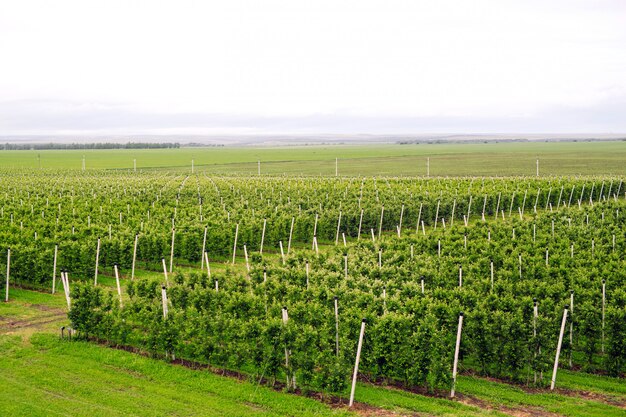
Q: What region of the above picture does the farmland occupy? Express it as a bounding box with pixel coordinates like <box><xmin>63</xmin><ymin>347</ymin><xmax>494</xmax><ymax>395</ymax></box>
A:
<box><xmin>1</xmin><ymin>140</ymin><xmax>626</xmax><ymax>175</ymax></box>
<box><xmin>1</xmin><ymin>142</ymin><xmax>625</xmax><ymax>416</ymax></box>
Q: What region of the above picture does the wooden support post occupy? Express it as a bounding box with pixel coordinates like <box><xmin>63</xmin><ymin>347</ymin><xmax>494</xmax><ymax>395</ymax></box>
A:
<box><xmin>260</xmin><ymin>219</ymin><xmax>266</xmax><ymax>254</ymax></box>
<box><xmin>335</xmin><ymin>211</ymin><xmax>342</xmax><ymax>245</ymax></box>
<box><xmin>357</xmin><ymin>209</ymin><xmax>364</xmax><ymax>240</ymax></box>
<box><xmin>52</xmin><ymin>244</ymin><xmax>58</xmax><ymax>294</ymax></box>
<box><xmin>378</xmin><ymin>205</ymin><xmax>384</xmax><ymax>239</ymax></box>
<box><xmin>601</xmin><ymin>280</ymin><xmax>606</xmax><ymax>354</ymax></box>
<box><xmin>349</xmin><ymin>319</ymin><xmax>366</xmax><ymax>407</ymax></box>
<box><xmin>162</xmin><ymin>258</ymin><xmax>169</xmax><ymax>287</ymax></box>
<box><xmin>243</xmin><ymin>245</ymin><xmax>250</xmax><ymax>272</ymax></box>
<box><xmin>232</xmin><ymin>223</ymin><xmax>239</xmax><ymax>264</ymax></box>
<box><xmin>287</xmin><ymin>217</ymin><xmax>295</xmax><ymax>254</ymax></box>
<box><xmin>450</xmin><ymin>312</ymin><xmax>464</xmax><ymax>398</ymax></box>
<box><xmin>114</xmin><ymin>263</ymin><xmax>123</xmax><ymax>307</ymax></box>
<box><xmin>5</xmin><ymin>248</ymin><xmax>10</xmax><ymax>302</ymax></box>
<box><xmin>131</xmin><ymin>233</ymin><xmax>138</xmax><ymax>280</ymax></box>
<box><xmin>203</xmin><ymin>252</ymin><xmax>212</xmax><ymax>280</ymax></box>
<box><xmin>200</xmin><ymin>226</ymin><xmax>207</xmax><ymax>270</ymax></box>
<box><xmin>279</xmin><ymin>241</ymin><xmax>285</xmax><ymax>265</ymax></box>
<box><xmin>334</xmin><ymin>296</ymin><xmax>339</xmax><ymax>356</ymax></box>
<box><xmin>551</xmin><ymin>306</ymin><xmax>569</xmax><ymax>390</ymax></box>
<box><xmin>161</xmin><ymin>286</ymin><xmax>168</xmax><ymax>318</ymax></box>
<box><xmin>169</xmin><ymin>228</ymin><xmax>176</xmax><ymax>273</ymax></box>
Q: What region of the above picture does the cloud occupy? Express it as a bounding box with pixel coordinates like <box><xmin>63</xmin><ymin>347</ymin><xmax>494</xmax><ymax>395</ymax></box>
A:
<box><xmin>0</xmin><ymin>1</ymin><xmax>625</xmax><ymax>135</ymax></box>
<box><xmin>1</xmin><ymin>96</ymin><xmax>625</xmax><ymax>135</ymax></box>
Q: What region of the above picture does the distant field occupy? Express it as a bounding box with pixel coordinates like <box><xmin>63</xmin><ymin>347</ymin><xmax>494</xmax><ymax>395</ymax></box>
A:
<box><xmin>1</xmin><ymin>141</ymin><xmax>625</xmax><ymax>176</ymax></box>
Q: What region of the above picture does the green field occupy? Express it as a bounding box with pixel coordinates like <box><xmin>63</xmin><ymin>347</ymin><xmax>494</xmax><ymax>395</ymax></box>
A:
<box><xmin>2</xmin><ymin>141</ymin><xmax>626</xmax><ymax>176</ymax></box>
<box><xmin>1</xmin><ymin>142</ymin><xmax>625</xmax><ymax>416</ymax></box>
<box><xmin>3</xmin><ymin>286</ymin><xmax>625</xmax><ymax>417</ymax></box>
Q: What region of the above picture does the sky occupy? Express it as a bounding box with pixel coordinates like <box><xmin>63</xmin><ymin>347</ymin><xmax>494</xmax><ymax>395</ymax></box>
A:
<box><xmin>0</xmin><ymin>0</ymin><xmax>625</xmax><ymax>136</ymax></box>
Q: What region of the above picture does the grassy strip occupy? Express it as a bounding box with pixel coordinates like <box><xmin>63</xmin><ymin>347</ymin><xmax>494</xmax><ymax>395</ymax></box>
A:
<box><xmin>457</xmin><ymin>375</ymin><xmax>625</xmax><ymax>417</ymax></box>
<box><xmin>0</xmin><ymin>333</ymin><xmax>352</xmax><ymax>417</ymax></box>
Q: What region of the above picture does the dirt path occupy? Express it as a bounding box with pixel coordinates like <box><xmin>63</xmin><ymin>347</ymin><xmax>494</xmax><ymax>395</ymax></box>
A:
<box><xmin>0</xmin><ymin>303</ymin><xmax>67</xmax><ymax>337</ymax></box>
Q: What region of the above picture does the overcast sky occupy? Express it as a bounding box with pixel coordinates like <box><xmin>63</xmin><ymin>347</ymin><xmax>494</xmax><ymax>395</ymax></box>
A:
<box><xmin>1</xmin><ymin>0</ymin><xmax>625</xmax><ymax>135</ymax></box>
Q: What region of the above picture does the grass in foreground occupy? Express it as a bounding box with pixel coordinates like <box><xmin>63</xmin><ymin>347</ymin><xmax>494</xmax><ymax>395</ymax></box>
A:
<box><xmin>2</xmin><ymin>286</ymin><xmax>625</xmax><ymax>417</ymax></box>
<box><xmin>0</xmin><ymin>333</ymin><xmax>352</xmax><ymax>417</ymax></box>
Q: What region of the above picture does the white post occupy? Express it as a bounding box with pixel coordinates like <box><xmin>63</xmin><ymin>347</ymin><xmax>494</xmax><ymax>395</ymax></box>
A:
<box><xmin>569</xmin><ymin>290</ymin><xmax>574</xmax><ymax>367</ymax></box>
<box><xmin>342</xmin><ymin>232</ymin><xmax>347</xmax><ymax>247</ymax></box>
<box><xmin>551</xmin><ymin>306</ymin><xmax>569</xmax><ymax>390</ymax></box>
<box><xmin>52</xmin><ymin>244</ymin><xmax>58</xmax><ymax>294</ymax></box>
<box><xmin>434</xmin><ymin>200</ymin><xmax>440</xmax><ymax>230</ymax></box>
<box><xmin>334</xmin><ymin>296</ymin><xmax>339</xmax><ymax>356</ymax></box>
<box><xmin>420</xmin><ymin>276</ymin><xmax>425</xmax><ymax>294</ymax></box>
<box><xmin>5</xmin><ymin>248</ymin><xmax>10</xmax><ymax>302</ymax></box>
<box><xmin>452</xmin><ymin>198</ymin><xmax>457</xmax><ymax>225</ymax></box>
<box><xmin>281</xmin><ymin>307</ymin><xmax>292</xmax><ymax>388</ymax></box>
<box><xmin>450</xmin><ymin>312</ymin><xmax>464</xmax><ymax>398</ymax></box>
<box><xmin>312</xmin><ymin>214</ymin><xmax>318</xmax><ymax>249</ymax></box>
<box><xmin>305</xmin><ymin>261</ymin><xmax>309</xmax><ymax>289</ymax></box>
<box><xmin>426</xmin><ymin>157</ymin><xmax>430</xmax><ymax>177</ymax></box>
<box><xmin>416</xmin><ymin>203</ymin><xmax>423</xmax><ymax>233</ymax></box>
<box><xmin>349</xmin><ymin>319</ymin><xmax>366</xmax><ymax>407</ymax></box>
<box><xmin>204</xmin><ymin>252</ymin><xmax>212</xmax><ymax>279</ymax></box>
<box><xmin>494</xmin><ymin>194</ymin><xmax>500</xmax><ymax>221</ymax></box>
<box><xmin>399</xmin><ymin>204</ymin><xmax>404</xmax><ymax>235</ymax></box>
<box><xmin>601</xmin><ymin>280</ymin><xmax>606</xmax><ymax>354</ymax></box>
<box><xmin>114</xmin><ymin>264</ymin><xmax>123</xmax><ymax>307</ymax></box>
<box><xmin>344</xmin><ymin>255</ymin><xmax>348</xmax><ymax>279</ymax></box>
<box><xmin>357</xmin><ymin>209</ymin><xmax>364</xmax><ymax>240</ymax></box>
<box><xmin>335</xmin><ymin>211</ymin><xmax>342</xmax><ymax>245</ymax></box>
<box><xmin>279</xmin><ymin>241</ymin><xmax>285</xmax><ymax>265</ymax></box>
<box><xmin>466</xmin><ymin>195</ymin><xmax>472</xmax><ymax>224</ymax></box>
<box><xmin>287</xmin><ymin>217</ymin><xmax>295</xmax><ymax>254</ymax></box>
<box><xmin>162</xmin><ymin>258</ymin><xmax>169</xmax><ymax>287</ymax></box>
<box><xmin>200</xmin><ymin>226</ymin><xmax>208</xmax><ymax>270</ymax></box>
<box><xmin>260</xmin><ymin>219</ymin><xmax>266</xmax><ymax>254</ymax></box>
<box><xmin>536</xmin><ymin>158</ymin><xmax>539</xmax><ymax>177</ymax></box>
<box><xmin>61</xmin><ymin>271</ymin><xmax>71</xmax><ymax>309</ymax></box>
<box><xmin>490</xmin><ymin>260</ymin><xmax>494</xmax><ymax>290</ymax></box>
<box><xmin>458</xmin><ymin>265</ymin><xmax>462</xmax><ymax>287</ymax></box>
<box><xmin>169</xmin><ymin>227</ymin><xmax>175</xmax><ymax>273</ymax></box>
<box><xmin>232</xmin><ymin>223</ymin><xmax>239</xmax><ymax>264</ymax></box>
<box><xmin>243</xmin><ymin>245</ymin><xmax>250</xmax><ymax>272</ymax></box>
<box><xmin>131</xmin><ymin>233</ymin><xmax>138</xmax><ymax>280</ymax></box>
<box><xmin>482</xmin><ymin>195</ymin><xmax>487</xmax><ymax>221</ymax></box>
<box><xmin>94</xmin><ymin>238</ymin><xmax>101</xmax><ymax>286</ymax></box>
<box><xmin>378</xmin><ymin>205</ymin><xmax>384</xmax><ymax>239</ymax></box>
<box><xmin>161</xmin><ymin>286</ymin><xmax>168</xmax><ymax>318</ymax></box>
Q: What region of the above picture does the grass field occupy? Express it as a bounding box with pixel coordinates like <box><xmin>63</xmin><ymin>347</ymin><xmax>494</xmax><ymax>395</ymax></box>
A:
<box><xmin>3</xmin><ymin>272</ymin><xmax>626</xmax><ymax>417</ymax></box>
<box><xmin>1</xmin><ymin>141</ymin><xmax>626</xmax><ymax>176</ymax></box>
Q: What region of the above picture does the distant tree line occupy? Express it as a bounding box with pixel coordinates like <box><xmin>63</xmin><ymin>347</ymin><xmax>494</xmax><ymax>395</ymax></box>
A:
<box><xmin>2</xmin><ymin>142</ymin><xmax>180</xmax><ymax>150</ymax></box>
